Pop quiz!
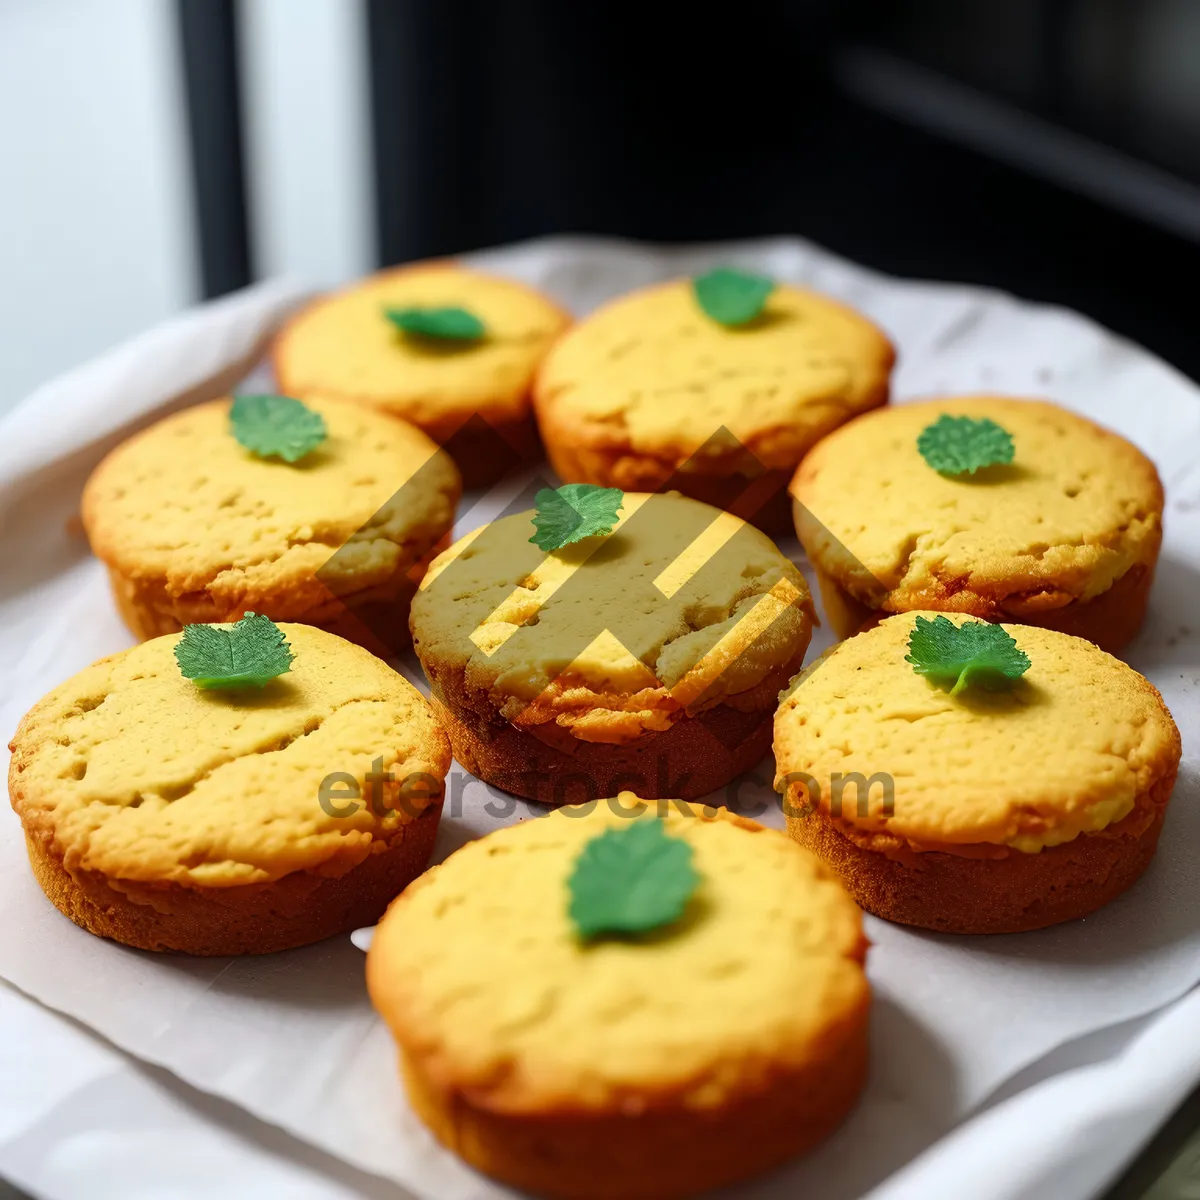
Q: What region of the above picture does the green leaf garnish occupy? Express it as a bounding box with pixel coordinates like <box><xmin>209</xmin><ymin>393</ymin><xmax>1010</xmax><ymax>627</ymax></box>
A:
<box><xmin>174</xmin><ymin>612</ymin><xmax>295</xmax><ymax>690</ymax></box>
<box><xmin>568</xmin><ymin>819</ymin><xmax>701</xmax><ymax>939</ymax></box>
<box><xmin>383</xmin><ymin>305</ymin><xmax>486</xmax><ymax>342</ymax></box>
<box><xmin>529</xmin><ymin>484</ymin><xmax>624</xmax><ymax>552</ymax></box>
<box><xmin>230</xmin><ymin>394</ymin><xmax>326</xmax><ymax>463</ymax></box>
<box><xmin>917</xmin><ymin>414</ymin><xmax>1015</xmax><ymax>476</ymax></box>
<box><xmin>905</xmin><ymin>614</ymin><xmax>1031</xmax><ymax>696</ymax></box>
<box><xmin>692</xmin><ymin>267</ymin><xmax>774</xmax><ymax>327</ymax></box>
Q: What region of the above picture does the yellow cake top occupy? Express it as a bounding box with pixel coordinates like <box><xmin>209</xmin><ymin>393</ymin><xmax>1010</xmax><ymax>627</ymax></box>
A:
<box><xmin>368</xmin><ymin>800</ymin><xmax>867</xmax><ymax>1113</ymax></box>
<box><xmin>533</xmin><ymin>278</ymin><xmax>893</xmax><ymax>469</ymax></box>
<box><xmin>792</xmin><ymin>397</ymin><xmax>1163</xmax><ymax>610</ymax></box>
<box><xmin>273</xmin><ymin>264</ymin><xmax>570</xmax><ymax>435</ymax></box>
<box><xmin>82</xmin><ymin>396</ymin><xmax>460</xmax><ymax>614</ymax></box>
<box><xmin>773</xmin><ymin>613</ymin><xmax>1180</xmax><ymax>853</ymax></box>
<box><xmin>411</xmin><ymin>492</ymin><xmax>814</xmax><ymax>743</ymax></box>
<box><xmin>9</xmin><ymin>625</ymin><xmax>450</xmax><ymax>886</ymax></box>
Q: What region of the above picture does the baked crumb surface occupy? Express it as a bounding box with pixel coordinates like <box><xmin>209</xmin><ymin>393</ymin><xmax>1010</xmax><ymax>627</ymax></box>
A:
<box><xmin>412</xmin><ymin>493</ymin><xmax>815</xmax><ymax>743</ymax></box>
<box><xmin>793</xmin><ymin>397</ymin><xmax>1163</xmax><ymax>612</ymax></box>
<box><xmin>82</xmin><ymin>396</ymin><xmax>459</xmax><ymax>614</ymax></box>
<box><xmin>275</xmin><ymin>264</ymin><xmax>570</xmax><ymax>430</ymax></box>
<box><xmin>368</xmin><ymin>801</ymin><xmax>867</xmax><ymax>1112</ymax></box>
<box><xmin>535</xmin><ymin>279</ymin><xmax>893</xmax><ymax>469</ymax></box>
<box><xmin>774</xmin><ymin>612</ymin><xmax>1180</xmax><ymax>852</ymax></box>
<box><xmin>9</xmin><ymin>625</ymin><xmax>450</xmax><ymax>886</ymax></box>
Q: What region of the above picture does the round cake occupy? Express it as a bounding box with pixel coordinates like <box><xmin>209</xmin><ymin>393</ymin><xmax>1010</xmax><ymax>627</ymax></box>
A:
<box><xmin>409</xmin><ymin>491</ymin><xmax>815</xmax><ymax>804</ymax></box>
<box><xmin>774</xmin><ymin>613</ymin><xmax>1181</xmax><ymax>933</ymax></box>
<box><xmin>273</xmin><ymin>262</ymin><xmax>571</xmax><ymax>486</ymax></box>
<box><xmin>8</xmin><ymin>623</ymin><xmax>451</xmax><ymax>955</ymax></box>
<box><xmin>791</xmin><ymin>396</ymin><xmax>1164</xmax><ymax>652</ymax></box>
<box><xmin>82</xmin><ymin>395</ymin><xmax>460</xmax><ymax>654</ymax></box>
<box><xmin>368</xmin><ymin>800</ymin><xmax>870</xmax><ymax>1200</ymax></box>
<box><xmin>533</xmin><ymin>275</ymin><xmax>894</xmax><ymax>531</ymax></box>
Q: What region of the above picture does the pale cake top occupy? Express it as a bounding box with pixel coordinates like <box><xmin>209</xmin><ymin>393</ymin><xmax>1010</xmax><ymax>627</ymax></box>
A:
<box><xmin>9</xmin><ymin>625</ymin><xmax>450</xmax><ymax>886</ymax></box>
<box><xmin>534</xmin><ymin>279</ymin><xmax>894</xmax><ymax>469</ymax></box>
<box><xmin>792</xmin><ymin>397</ymin><xmax>1163</xmax><ymax>611</ymax></box>
<box><xmin>83</xmin><ymin>396</ymin><xmax>459</xmax><ymax>613</ymax></box>
<box><xmin>410</xmin><ymin>493</ymin><xmax>814</xmax><ymax>743</ymax></box>
<box><xmin>368</xmin><ymin>801</ymin><xmax>868</xmax><ymax>1113</ymax></box>
<box><xmin>774</xmin><ymin>613</ymin><xmax>1180</xmax><ymax>853</ymax></box>
<box><xmin>274</xmin><ymin>264</ymin><xmax>570</xmax><ymax>434</ymax></box>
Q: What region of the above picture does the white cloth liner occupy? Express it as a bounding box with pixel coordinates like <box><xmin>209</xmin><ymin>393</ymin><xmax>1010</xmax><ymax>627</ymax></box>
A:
<box><xmin>1</xmin><ymin>237</ymin><xmax>1198</xmax><ymax>1200</ymax></box>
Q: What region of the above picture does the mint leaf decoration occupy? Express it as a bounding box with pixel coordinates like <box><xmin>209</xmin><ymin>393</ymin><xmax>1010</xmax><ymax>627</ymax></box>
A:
<box><xmin>174</xmin><ymin>612</ymin><xmax>295</xmax><ymax>690</ymax></box>
<box><xmin>230</xmin><ymin>394</ymin><xmax>326</xmax><ymax>463</ymax></box>
<box><xmin>530</xmin><ymin>484</ymin><xmax>624</xmax><ymax>552</ymax></box>
<box><xmin>692</xmin><ymin>267</ymin><xmax>774</xmax><ymax>327</ymax></box>
<box><xmin>568</xmin><ymin>820</ymin><xmax>701</xmax><ymax>939</ymax></box>
<box><xmin>384</xmin><ymin>305</ymin><xmax>485</xmax><ymax>342</ymax></box>
<box><xmin>917</xmin><ymin>414</ymin><xmax>1015</xmax><ymax>476</ymax></box>
<box><xmin>905</xmin><ymin>615</ymin><xmax>1031</xmax><ymax>696</ymax></box>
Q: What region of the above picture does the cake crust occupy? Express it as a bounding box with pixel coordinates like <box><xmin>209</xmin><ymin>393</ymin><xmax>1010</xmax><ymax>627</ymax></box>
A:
<box><xmin>782</xmin><ymin>777</ymin><xmax>1172</xmax><ymax>935</ymax></box>
<box><xmin>427</xmin><ymin>653</ymin><xmax>796</xmax><ymax>804</ymax></box>
<box><xmin>812</xmin><ymin>558</ymin><xmax>1156</xmax><ymax>657</ymax></box>
<box><xmin>22</xmin><ymin>805</ymin><xmax>442</xmax><ymax>955</ymax></box>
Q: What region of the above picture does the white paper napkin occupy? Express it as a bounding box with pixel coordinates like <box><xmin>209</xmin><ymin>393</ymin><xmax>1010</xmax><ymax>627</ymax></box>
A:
<box><xmin>1</xmin><ymin>238</ymin><xmax>1198</xmax><ymax>1200</ymax></box>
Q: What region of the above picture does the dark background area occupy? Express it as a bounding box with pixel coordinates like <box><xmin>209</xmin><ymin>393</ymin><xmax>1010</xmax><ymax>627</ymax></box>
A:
<box><xmin>182</xmin><ymin>0</ymin><xmax>1200</xmax><ymax>382</ymax></box>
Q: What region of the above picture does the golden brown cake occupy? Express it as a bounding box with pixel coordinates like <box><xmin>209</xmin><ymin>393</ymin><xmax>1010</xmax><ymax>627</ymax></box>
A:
<box><xmin>9</xmin><ymin>624</ymin><xmax>450</xmax><ymax>954</ymax></box>
<box><xmin>368</xmin><ymin>799</ymin><xmax>870</xmax><ymax>1199</ymax></box>
<box><xmin>273</xmin><ymin>262</ymin><xmax>571</xmax><ymax>486</ymax></box>
<box><xmin>409</xmin><ymin>491</ymin><xmax>815</xmax><ymax>803</ymax></box>
<box><xmin>792</xmin><ymin>396</ymin><xmax>1164</xmax><ymax>653</ymax></box>
<box><xmin>774</xmin><ymin>613</ymin><xmax>1181</xmax><ymax>933</ymax></box>
<box><xmin>82</xmin><ymin>395</ymin><xmax>459</xmax><ymax>654</ymax></box>
<box><xmin>533</xmin><ymin>276</ymin><xmax>894</xmax><ymax>531</ymax></box>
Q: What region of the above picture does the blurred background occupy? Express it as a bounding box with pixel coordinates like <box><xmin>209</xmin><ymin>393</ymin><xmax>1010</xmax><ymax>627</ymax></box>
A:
<box><xmin>4</xmin><ymin>0</ymin><xmax>1200</xmax><ymax>412</ymax></box>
